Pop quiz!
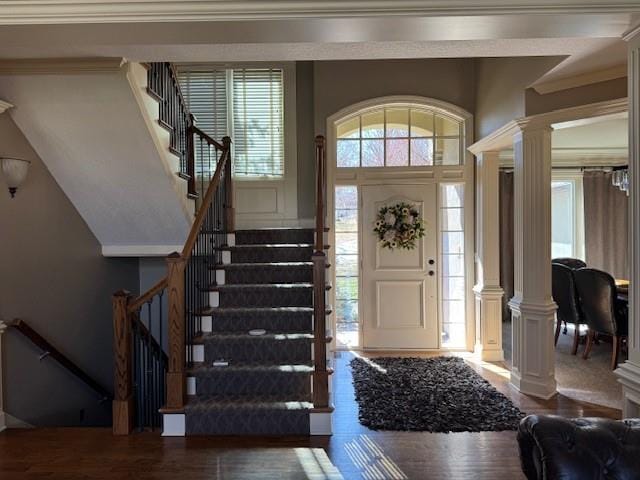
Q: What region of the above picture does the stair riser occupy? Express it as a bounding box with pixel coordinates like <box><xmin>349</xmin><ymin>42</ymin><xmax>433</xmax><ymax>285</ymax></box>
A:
<box><xmin>194</xmin><ymin>371</ymin><xmax>311</xmax><ymax>397</ymax></box>
<box><xmin>222</xmin><ymin>266</ymin><xmax>313</xmax><ymax>284</ymax></box>
<box><xmin>185</xmin><ymin>410</ymin><xmax>310</xmax><ymax>436</ymax></box>
<box><xmin>235</xmin><ymin>230</ymin><xmax>314</xmax><ymax>245</ymax></box>
<box><xmin>231</xmin><ymin>247</ymin><xmax>313</xmax><ymax>263</ymax></box>
<box><xmin>200</xmin><ymin>314</ymin><xmax>313</xmax><ymax>333</ymax></box>
<box><xmin>204</xmin><ymin>338</ymin><xmax>312</xmax><ymax>364</ymax></box>
<box><xmin>212</xmin><ymin>288</ymin><xmax>313</xmax><ymax>308</ymax></box>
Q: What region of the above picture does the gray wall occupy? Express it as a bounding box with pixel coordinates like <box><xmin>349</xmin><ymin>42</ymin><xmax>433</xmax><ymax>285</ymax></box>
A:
<box><xmin>313</xmin><ymin>58</ymin><xmax>476</xmax><ymax>135</ymax></box>
<box><xmin>474</xmin><ymin>56</ymin><xmax>564</xmax><ymax>139</ymax></box>
<box><xmin>138</xmin><ymin>257</ymin><xmax>169</xmax><ymax>352</ymax></box>
<box><xmin>296</xmin><ymin>61</ymin><xmax>316</xmax><ymax>220</ymax></box>
<box><xmin>294</xmin><ymin>58</ymin><xmax>477</xmax><ymax>216</ymax></box>
<box><xmin>525</xmin><ymin>77</ymin><xmax>627</xmax><ymax>116</ymax></box>
<box><xmin>0</xmin><ymin>113</ymin><xmax>139</xmax><ymax>427</ymax></box>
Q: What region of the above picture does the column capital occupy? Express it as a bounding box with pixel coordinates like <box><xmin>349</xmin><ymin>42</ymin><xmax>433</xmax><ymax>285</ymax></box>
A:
<box><xmin>513</xmin><ymin>120</ymin><xmax>553</xmax><ymax>137</ymax></box>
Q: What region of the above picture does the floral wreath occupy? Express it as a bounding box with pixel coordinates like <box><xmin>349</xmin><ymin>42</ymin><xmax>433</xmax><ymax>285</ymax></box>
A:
<box><xmin>373</xmin><ymin>201</ymin><xmax>425</xmax><ymax>250</ymax></box>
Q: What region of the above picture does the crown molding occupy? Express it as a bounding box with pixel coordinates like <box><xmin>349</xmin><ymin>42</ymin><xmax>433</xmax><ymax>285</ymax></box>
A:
<box><xmin>498</xmin><ymin>147</ymin><xmax>628</xmax><ymax>167</ymax></box>
<box><xmin>0</xmin><ymin>1</ymin><xmax>638</xmax><ymax>24</ymax></box>
<box><xmin>0</xmin><ymin>100</ymin><xmax>14</xmax><ymax>114</ymax></box>
<box><xmin>0</xmin><ymin>58</ymin><xmax>126</xmax><ymax>75</ymax></box>
<box><xmin>469</xmin><ymin>97</ymin><xmax>628</xmax><ymax>155</ymax></box>
<box><xmin>532</xmin><ymin>65</ymin><xmax>628</xmax><ymax>95</ymax></box>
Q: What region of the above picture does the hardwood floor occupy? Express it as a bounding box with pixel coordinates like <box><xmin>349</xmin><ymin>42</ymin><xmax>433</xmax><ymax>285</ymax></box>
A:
<box><xmin>0</xmin><ymin>351</ymin><xmax>621</xmax><ymax>480</ymax></box>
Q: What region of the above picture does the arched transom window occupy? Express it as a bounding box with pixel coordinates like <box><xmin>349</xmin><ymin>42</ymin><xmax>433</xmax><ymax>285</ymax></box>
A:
<box><xmin>336</xmin><ymin>106</ymin><xmax>464</xmax><ymax>168</ymax></box>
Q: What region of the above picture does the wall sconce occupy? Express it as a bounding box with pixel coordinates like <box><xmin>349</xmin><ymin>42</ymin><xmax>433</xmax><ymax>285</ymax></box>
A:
<box><xmin>0</xmin><ymin>158</ymin><xmax>31</xmax><ymax>198</ymax></box>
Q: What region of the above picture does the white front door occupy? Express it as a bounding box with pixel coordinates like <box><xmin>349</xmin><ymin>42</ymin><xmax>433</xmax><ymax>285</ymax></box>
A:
<box><xmin>361</xmin><ymin>184</ymin><xmax>439</xmax><ymax>349</ymax></box>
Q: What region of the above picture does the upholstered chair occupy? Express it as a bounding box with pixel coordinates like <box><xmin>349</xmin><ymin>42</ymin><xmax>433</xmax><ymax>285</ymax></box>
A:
<box><xmin>551</xmin><ymin>258</ymin><xmax>587</xmax><ymax>270</ymax></box>
<box><xmin>573</xmin><ymin>268</ymin><xmax>628</xmax><ymax>369</ymax></box>
<box><xmin>551</xmin><ymin>263</ymin><xmax>584</xmax><ymax>354</ymax></box>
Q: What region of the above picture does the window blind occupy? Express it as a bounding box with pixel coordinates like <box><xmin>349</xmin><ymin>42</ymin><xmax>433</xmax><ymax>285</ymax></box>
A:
<box><xmin>177</xmin><ymin>69</ymin><xmax>227</xmax><ymax>140</ymax></box>
<box><xmin>232</xmin><ymin>68</ymin><xmax>284</xmax><ymax>177</ymax></box>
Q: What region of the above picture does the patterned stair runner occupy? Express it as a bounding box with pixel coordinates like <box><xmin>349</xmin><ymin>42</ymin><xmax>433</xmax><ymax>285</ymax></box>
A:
<box><xmin>185</xmin><ymin>228</ymin><xmax>324</xmax><ymax>435</ymax></box>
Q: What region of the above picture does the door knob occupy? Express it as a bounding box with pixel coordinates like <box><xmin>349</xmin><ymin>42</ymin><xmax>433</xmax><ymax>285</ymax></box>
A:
<box><xmin>428</xmin><ymin>259</ymin><xmax>435</xmax><ymax>265</ymax></box>
<box><xmin>428</xmin><ymin>270</ymin><xmax>435</xmax><ymax>276</ymax></box>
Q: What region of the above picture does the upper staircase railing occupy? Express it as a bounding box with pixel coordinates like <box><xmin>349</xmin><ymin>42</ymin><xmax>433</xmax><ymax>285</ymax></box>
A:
<box><xmin>312</xmin><ymin>135</ymin><xmax>329</xmax><ymax>409</ymax></box>
<box><xmin>113</xmin><ymin>62</ymin><xmax>233</xmax><ymax>434</ymax></box>
<box><xmin>146</xmin><ymin>62</ymin><xmax>197</xmax><ymax>197</ymax></box>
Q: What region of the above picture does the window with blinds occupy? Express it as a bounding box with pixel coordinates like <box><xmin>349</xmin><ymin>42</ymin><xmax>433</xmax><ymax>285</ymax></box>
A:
<box><xmin>177</xmin><ymin>67</ymin><xmax>284</xmax><ymax>178</ymax></box>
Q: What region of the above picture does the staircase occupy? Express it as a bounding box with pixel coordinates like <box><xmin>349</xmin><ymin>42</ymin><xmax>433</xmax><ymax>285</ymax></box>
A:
<box><xmin>111</xmin><ymin>75</ymin><xmax>332</xmax><ymax>437</ymax></box>
<box><xmin>183</xmin><ymin>228</ymin><xmax>329</xmax><ymax>435</ymax></box>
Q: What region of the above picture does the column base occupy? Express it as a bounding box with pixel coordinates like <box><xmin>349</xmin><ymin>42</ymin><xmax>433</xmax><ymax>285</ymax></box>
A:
<box><xmin>508</xmin><ymin>298</ymin><xmax>557</xmax><ymax>399</ymax></box>
<box><xmin>615</xmin><ymin>361</ymin><xmax>640</xmax><ymax>417</ymax></box>
<box><xmin>473</xmin><ymin>285</ymin><xmax>505</xmax><ymax>362</ymax></box>
<box><xmin>0</xmin><ymin>411</ymin><xmax>6</xmax><ymax>433</ymax></box>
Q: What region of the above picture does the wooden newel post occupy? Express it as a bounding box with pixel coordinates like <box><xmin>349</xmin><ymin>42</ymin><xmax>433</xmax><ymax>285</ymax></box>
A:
<box><xmin>222</xmin><ymin>136</ymin><xmax>235</xmax><ymax>232</ymax></box>
<box><xmin>166</xmin><ymin>252</ymin><xmax>186</xmax><ymax>409</ymax></box>
<box><xmin>112</xmin><ymin>289</ymin><xmax>133</xmax><ymax>435</ymax></box>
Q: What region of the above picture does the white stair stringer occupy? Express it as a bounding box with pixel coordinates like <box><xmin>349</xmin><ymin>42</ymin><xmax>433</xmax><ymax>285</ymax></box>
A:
<box><xmin>126</xmin><ymin>62</ymin><xmax>196</xmax><ymax>218</ymax></box>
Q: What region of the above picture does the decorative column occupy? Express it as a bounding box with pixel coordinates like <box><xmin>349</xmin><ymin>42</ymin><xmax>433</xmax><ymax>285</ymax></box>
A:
<box><xmin>0</xmin><ymin>320</ymin><xmax>7</xmax><ymax>432</ymax></box>
<box><xmin>616</xmin><ymin>27</ymin><xmax>640</xmax><ymax>417</ymax></box>
<box><xmin>473</xmin><ymin>151</ymin><xmax>505</xmax><ymax>361</ymax></box>
<box><xmin>508</xmin><ymin>123</ymin><xmax>557</xmax><ymax>399</ymax></box>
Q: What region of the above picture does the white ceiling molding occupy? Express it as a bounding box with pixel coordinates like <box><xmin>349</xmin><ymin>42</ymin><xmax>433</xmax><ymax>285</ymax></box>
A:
<box><xmin>498</xmin><ymin>147</ymin><xmax>628</xmax><ymax>167</ymax></box>
<box><xmin>468</xmin><ymin>97</ymin><xmax>628</xmax><ymax>154</ymax></box>
<box><xmin>532</xmin><ymin>64</ymin><xmax>627</xmax><ymax>94</ymax></box>
<box><xmin>0</xmin><ymin>100</ymin><xmax>13</xmax><ymax>114</ymax></box>
<box><xmin>0</xmin><ymin>1</ymin><xmax>639</xmax><ymax>24</ymax></box>
<box><xmin>0</xmin><ymin>57</ymin><xmax>126</xmax><ymax>75</ymax></box>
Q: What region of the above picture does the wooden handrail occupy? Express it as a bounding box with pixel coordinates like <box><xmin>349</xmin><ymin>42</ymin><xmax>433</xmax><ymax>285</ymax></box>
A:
<box><xmin>182</xmin><ymin>137</ymin><xmax>232</xmax><ymax>258</ymax></box>
<box><xmin>128</xmin><ymin>277</ymin><xmax>168</xmax><ymax>313</ymax></box>
<box><xmin>190</xmin><ymin>125</ymin><xmax>225</xmax><ymax>151</ymax></box>
<box><xmin>312</xmin><ymin>135</ymin><xmax>329</xmax><ymax>409</ymax></box>
<box><xmin>7</xmin><ymin>318</ymin><xmax>112</xmax><ymax>402</ymax></box>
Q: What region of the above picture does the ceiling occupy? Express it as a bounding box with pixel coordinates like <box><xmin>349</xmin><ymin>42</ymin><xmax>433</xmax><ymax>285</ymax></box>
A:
<box><xmin>0</xmin><ymin>3</ymin><xmax>637</xmax><ymax>99</ymax></box>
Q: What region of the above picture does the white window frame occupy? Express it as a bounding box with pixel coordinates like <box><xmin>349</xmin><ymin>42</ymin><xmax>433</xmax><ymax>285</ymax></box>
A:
<box><xmin>178</xmin><ymin>62</ymin><xmax>298</xmax><ymax>226</ymax></box>
<box><xmin>551</xmin><ymin>170</ymin><xmax>585</xmax><ymax>261</ymax></box>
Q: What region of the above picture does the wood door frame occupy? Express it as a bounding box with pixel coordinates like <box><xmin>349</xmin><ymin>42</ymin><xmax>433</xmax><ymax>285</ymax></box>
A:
<box><xmin>326</xmin><ymin>95</ymin><xmax>475</xmax><ymax>352</ymax></box>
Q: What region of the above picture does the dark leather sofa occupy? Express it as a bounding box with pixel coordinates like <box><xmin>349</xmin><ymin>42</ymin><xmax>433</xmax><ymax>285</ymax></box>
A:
<box><xmin>518</xmin><ymin>415</ymin><xmax>640</xmax><ymax>480</ymax></box>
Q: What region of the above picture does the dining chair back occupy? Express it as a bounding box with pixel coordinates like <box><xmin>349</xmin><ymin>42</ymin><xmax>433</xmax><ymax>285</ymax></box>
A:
<box><xmin>574</xmin><ymin>268</ymin><xmax>628</xmax><ymax>369</ymax></box>
<box><xmin>551</xmin><ymin>263</ymin><xmax>583</xmax><ymax>353</ymax></box>
<box><xmin>551</xmin><ymin>258</ymin><xmax>587</xmax><ymax>270</ymax></box>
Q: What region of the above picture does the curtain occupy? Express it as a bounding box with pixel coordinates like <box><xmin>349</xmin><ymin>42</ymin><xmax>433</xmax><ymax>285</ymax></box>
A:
<box><xmin>499</xmin><ymin>171</ymin><xmax>515</xmax><ymax>322</ymax></box>
<box><xmin>583</xmin><ymin>170</ymin><xmax>629</xmax><ymax>279</ymax></box>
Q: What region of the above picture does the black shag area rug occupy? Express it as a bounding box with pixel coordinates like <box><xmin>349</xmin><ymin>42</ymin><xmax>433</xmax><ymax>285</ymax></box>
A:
<box><xmin>350</xmin><ymin>356</ymin><xmax>525</xmax><ymax>432</ymax></box>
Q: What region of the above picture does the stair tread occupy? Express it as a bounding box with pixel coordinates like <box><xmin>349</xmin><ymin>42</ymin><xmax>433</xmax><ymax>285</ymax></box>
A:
<box><xmin>218</xmin><ymin>243</ymin><xmax>317</xmax><ymax>249</ymax></box>
<box><xmin>186</xmin><ymin>395</ymin><xmax>314</xmax><ymax>410</ymax></box>
<box><xmin>195</xmin><ymin>305</ymin><xmax>332</xmax><ymax>316</ymax></box>
<box><xmin>193</xmin><ymin>332</ymin><xmax>315</xmax><ymax>343</ymax></box>
<box><xmin>234</xmin><ymin>227</ymin><xmax>317</xmax><ymax>232</ymax></box>
<box><xmin>188</xmin><ymin>363</ymin><xmax>314</xmax><ymax>375</ymax></box>
<box><xmin>214</xmin><ymin>262</ymin><xmax>313</xmax><ymax>268</ymax></box>
<box><xmin>211</xmin><ymin>282</ymin><xmax>313</xmax><ymax>289</ymax></box>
